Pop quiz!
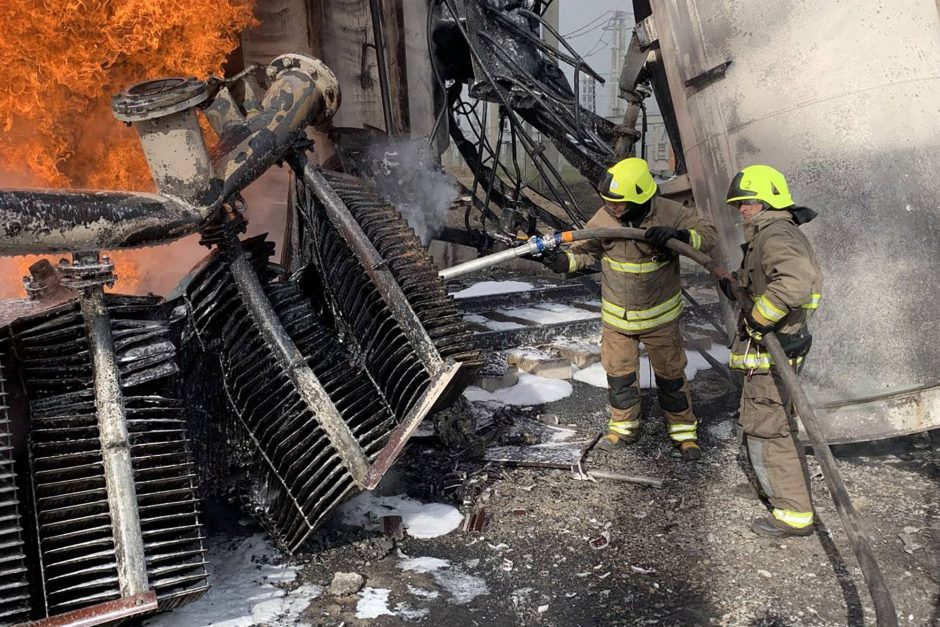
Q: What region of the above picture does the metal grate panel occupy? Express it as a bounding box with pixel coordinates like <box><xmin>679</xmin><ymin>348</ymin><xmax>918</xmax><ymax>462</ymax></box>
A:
<box><xmin>184</xmin><ymin>237</ymin><xmax>398</xmax><ymax>552</ymax></box>
<box><xmin>11</xmin><ymin>295</ymin><xmax>208</xmax><ymax>616</ymax></box>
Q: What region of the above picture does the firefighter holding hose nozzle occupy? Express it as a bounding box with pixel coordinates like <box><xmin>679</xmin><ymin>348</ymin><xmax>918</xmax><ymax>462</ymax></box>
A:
<box><xmin>721</xmin><ymin>164</ymin><xmax>823</xmax><ymax>538</ymax></box>
<box><xmin>543</xmin><ymin>157</ymin><xmax>716</xmax><ymax>461</ymax></box>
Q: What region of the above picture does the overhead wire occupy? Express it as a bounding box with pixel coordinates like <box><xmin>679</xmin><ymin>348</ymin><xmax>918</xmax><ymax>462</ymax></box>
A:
<box><xmin>582</xmin><ymin>27</ymin><xmax>613</xmax><ymax>58</ymax></box>
<box><xmin>562</xmin><ymin>10</ymin><xmax>613</xmax><ymax>37</ymax></box>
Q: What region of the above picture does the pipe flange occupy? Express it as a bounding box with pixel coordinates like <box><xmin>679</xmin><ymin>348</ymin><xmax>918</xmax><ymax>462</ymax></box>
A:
<box><xmin>267</xmin><ymin>54</ymin><xmax>341</xmax><ymax>122</ymax></box>
<box><xmin>199</xmin><ymin>209</ymin><xmax>248</xmax><ymax>248</ymax></box>
<box><xmin>59</xmin><ymin>256</ymin><xmax>116</xmax><ymax>290</ymax></box>
<box><xmin>112</xmin><ymin>77</ymin><xmax>210</xmax><ymax>123</ymax></box>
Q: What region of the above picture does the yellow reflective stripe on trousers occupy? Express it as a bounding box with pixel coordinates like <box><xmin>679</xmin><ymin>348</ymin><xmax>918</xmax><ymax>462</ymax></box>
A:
<box><xmin>608</xmin><ymin>419</ymin><xmax>640</xmax><ymax>435</ymax></box>
<box><xmin>603</xmin><ymin>256</ymin><xmax>671</xmax><ymax>274</ymax></box>
<box><xmin>729</xmin><ymin>352</ymin><xmax>804</xmax><ymax>372</ymax></box>
<box><xmin>602</xmin><ymin>292</ymin><xmax>682</xmax><ymax>320</ymax></box>
<box><xmin>773</xmin><ymin>508</ymin><xmax>814</xmax><ymax>528</ymax></box>
<box><xmin>668</xmin><ymin>421</ymin><xmax>697</xmax><ymax>442</ymax></box>
<box><xmin>801</xmin><ymin>292</ymin><xmax>822</xmax><ymax>310</ymax></box>
<box><xmin>601</xmin><ymin>293</ymin><xmax>683</xmax><ymax>333</ymax></box>
<box><xmin>688</xmin><ymin>229</ymin><xmax>702</xmax><ymax>250</ymax></box>
<box><xmin>755</xmin><ymin>294</ymin><xmax>787</xmax><ymax>323</ymax></box>
<box><xmin>563</xmin><ymin>250</ymin><xmax>577</xmax><ymax>273</ymax></box>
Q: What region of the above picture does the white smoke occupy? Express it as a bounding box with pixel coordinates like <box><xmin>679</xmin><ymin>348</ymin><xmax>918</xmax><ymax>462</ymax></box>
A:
<box><xmin>365</xmin><ymin>139</ymin><xmax>458</xmax><ymax>245</ymax></box>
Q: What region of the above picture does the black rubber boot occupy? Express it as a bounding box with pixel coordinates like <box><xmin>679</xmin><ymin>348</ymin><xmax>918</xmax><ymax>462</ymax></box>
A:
<box><xmin>678</xmin><ymin>441</ymin><xmax>702</xmax><ymax>461</ymax></box>
<box><xmin>595</xmin><ymin>431</ymin><xmax>639</xmax><ymax>451</ymax></box>
<box><xmin>751</xmin><ymin>516</ymin><xmax>814</xmax><ymax>538</ymax></box>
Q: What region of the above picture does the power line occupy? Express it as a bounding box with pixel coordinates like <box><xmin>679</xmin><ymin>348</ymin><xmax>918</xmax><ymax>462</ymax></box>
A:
<box><xmin>562</xmin><ymin>10</ymin><xmax>613</xmax><ymax>37</ymax></box>
<box><xmin>582</xmin><ymin>29</ymin><xmax>612</xmax><ymax>58</ymax></box>
<box><xmin>565</xmin><ymin>19</ymin><xmax>613</xmax><ymax>40</ymax></box>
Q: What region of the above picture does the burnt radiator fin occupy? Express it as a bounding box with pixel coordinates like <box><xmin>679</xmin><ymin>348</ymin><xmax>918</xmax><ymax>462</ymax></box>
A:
<box><xmin>297</xmin><ymin>170</ymin><xmax>481</xmax><ymax>421</ymax></box>
<box><xmin>12</xmin><ymin>296</ymin><xmax>207</xmax><ymax>616</ymax></box>
<box><xmin>185</xmin><ymin>237</ymin><xmax>398</xmax><ymax>553</ymax></box>
<box><xmin>0</xmin><ymin>337</ymin><xmax>30</xmax><ymax>624</ymax></box>
<box><xmin>110</xmin><ymin>297</ymin><xmax>207</xmax><ymax>611</ymax></box>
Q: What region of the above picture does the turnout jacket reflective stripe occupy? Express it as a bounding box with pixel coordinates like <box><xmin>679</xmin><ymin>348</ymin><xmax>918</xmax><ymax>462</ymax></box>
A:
<box><xmin>563</xmin><ymin>197</ymin><xmax>717</xmax><ymax>333</ymax></box>
<box><xmin>729</xmin><ymin>211</ymin><xmax>823</xmax><ymax>372</ymax></box>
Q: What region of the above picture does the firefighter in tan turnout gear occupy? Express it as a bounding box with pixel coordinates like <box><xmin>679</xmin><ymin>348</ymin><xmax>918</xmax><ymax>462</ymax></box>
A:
<box><xmin>544</xmin><ymin>158</ymin><xmax>717</xmax><ymax>460</ymax></box>
<box><xmin>721</xmin><ymin>164</ymin><xmax>822</xmax><ymax>538</ymax></box>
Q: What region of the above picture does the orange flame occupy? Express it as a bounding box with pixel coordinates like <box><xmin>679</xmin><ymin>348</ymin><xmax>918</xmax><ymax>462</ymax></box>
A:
<box><xmin>0</xmin><ymin>0</ymin><xmax>257</xmax><ymax>298</ymax></box>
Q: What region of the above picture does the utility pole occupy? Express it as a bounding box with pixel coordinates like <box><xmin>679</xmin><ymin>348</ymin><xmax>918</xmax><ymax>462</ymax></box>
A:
<box><xmin>580</xmin><ymin>79</ymin><xmax>596</xmax><ymax>113</ymax></box>
<box><xmin>607</xmin><ymin>10</ymin><xmax>630</xmax><ymax>119</ymax></box>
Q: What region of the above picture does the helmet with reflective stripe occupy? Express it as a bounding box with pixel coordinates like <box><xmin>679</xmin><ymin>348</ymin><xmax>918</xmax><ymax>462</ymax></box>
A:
<box><xmin>598</xmin><ymin>157</ymin><xmax>657</xmax><ymax>204</ymax></box>
<box><xmin>726</xmin><ymin>164</ymin><xmax>795</xmax><ymax>209</ymax></box>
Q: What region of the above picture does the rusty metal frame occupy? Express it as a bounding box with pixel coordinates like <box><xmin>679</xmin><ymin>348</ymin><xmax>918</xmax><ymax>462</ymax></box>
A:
<box><xmin>17</xmin><ymin>592</ymin><xmax>158</xmax><ymax>627</ymax></box>
<box><xmin>362</xmin><ymin>361</ymin><xmax>461</xmax><ymax>489</ymax></box>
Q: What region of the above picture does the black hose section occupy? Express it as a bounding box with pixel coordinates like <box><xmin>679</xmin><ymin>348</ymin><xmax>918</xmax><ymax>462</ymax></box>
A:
<box><xmin>563</xmin><ymin>227</ymin><xmax>898</xmax><ymax>626</ymax></box>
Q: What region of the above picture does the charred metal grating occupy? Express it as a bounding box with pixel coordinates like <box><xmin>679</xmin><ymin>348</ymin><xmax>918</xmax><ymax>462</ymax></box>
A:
<box><xmin>295</xmin><ymin>170</ymin><xmax>482</xmax><ymax>420</ymax></box>
<box><xmin>184</xmin><ymin>237</ymin><xmax>398</xmax><ymax>552</ymax></box>
<box><xmin>0</xmin><ymin>337</ymin><xmax>30</xmax><ymax>624</ymax></box>
<box><xmin>11</xmin><ymin>295</ymin><xmax>208</xmax><ymax>616</ymax></box>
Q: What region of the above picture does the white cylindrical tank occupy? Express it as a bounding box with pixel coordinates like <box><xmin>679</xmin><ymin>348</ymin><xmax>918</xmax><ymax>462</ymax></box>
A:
<box><xmin>645</xmin><ymin>0</ymin><xmax>940</xmax><ymax>442</ymax></box>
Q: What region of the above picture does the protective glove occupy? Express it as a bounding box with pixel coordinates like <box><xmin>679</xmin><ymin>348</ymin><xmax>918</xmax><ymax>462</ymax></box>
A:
<box><xmin>718</xmin><ymin>275</ymin><xmax>737</xmax><ymax>301</ymax></box>
<box><xmin>777</xmin><ymin>331</ymin><xmax>813</xmax><ymax>359</ymax></box>
<box><xmin>743</xmin><ymin>305</ymin><xmax>775</xmax><ymax>341</ymax></box>
<box><xmin>645</xmin><ymin>226</ymin><xmax>690</xmax><ymax>249</ymax></box>
<box><xmin>539</xmin><ymin>249</ymin><xmax>571</xmax><ymax>274</ymax></box>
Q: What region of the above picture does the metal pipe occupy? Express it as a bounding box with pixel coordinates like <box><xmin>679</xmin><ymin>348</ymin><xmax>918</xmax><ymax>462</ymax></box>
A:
<box><xmin>221</xmin><ymin>235</ymin><xmax>371</xmax><ymax>486</ymax></box>
<box><xmin>368</xmin><ymin>0</ymin><xmax>396</xmax><ymax>135</ymax></box>
<box><xmin>0</xmin><ymin>54</ymin><xmax>340</xmax><ymax>257</ymax></box>
<box><xmin>583</xmin><ymin>469</ymin><xmax>664</xmax><ymax>488</ymax></box>
<box><xmin>438</xmin><ymin>233</ymin><xmax>560</xmax><ymax>280</ymax></box>
<box><xmin>75</xmin><ymin>251</ymin><xmax>149</xmax><ymax>599</ymax></box>
<box><xmin>0</xmin><ymin>189</ymin><xmax>197</xmax><ymax>255</ymax></box>
<box><xmin>211</xmin><ymin>55</ymin><xmax>340</xmax><ymax>205</ymax></box>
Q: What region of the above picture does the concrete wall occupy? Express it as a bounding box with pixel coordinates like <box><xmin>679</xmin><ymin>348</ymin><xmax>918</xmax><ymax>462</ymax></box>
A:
<box><xmin>649</xmin><ymin>0</ymin><xmax>940</xmax><ymax>437</ymax></box>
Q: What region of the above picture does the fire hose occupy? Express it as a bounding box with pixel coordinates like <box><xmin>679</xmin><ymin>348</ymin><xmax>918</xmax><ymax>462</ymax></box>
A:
<box><xmin>441</xmin><ymin>228</ymin><xmax>898</xmax><ymax>627</ymax></box>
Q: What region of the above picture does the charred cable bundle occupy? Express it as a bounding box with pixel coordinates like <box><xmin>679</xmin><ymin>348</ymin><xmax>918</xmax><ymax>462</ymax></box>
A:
<box><xmin>430</xmin><ymin>0</ymin><xmax>617</xmax><ymax>243</ymax></box>
<box><xmin>10</xmin><ymin>294</ymin><xmax>207</xmax><ymax>617</ymax></box>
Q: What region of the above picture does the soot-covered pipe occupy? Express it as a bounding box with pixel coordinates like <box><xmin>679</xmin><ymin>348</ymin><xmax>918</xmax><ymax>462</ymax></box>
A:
<box><xmin>0</xmin><ymin>54</ymin><xmax>340</xmax><ymax>257</ymax></box>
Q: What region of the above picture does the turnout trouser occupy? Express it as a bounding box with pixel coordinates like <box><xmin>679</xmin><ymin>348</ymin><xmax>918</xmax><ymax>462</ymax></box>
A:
<box><xmin>600</xmin><ymin>321</ymin><xmax>697</xmax><ymax>442</ymax></box>
<box><xmin>737</xmin><ymin>371</ymin><xmax>814</xmax><ymax>527</ymax></box>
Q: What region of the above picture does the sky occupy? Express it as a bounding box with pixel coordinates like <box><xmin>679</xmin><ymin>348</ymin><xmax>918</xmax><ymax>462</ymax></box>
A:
<box><xmin>556</xmin><ymin>0</ymin><xmax>635</xmax><ymax>118</ymax></box>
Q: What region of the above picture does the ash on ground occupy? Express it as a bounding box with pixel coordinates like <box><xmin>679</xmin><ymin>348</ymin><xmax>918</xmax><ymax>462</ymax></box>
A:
<box><xmin>151</xmin><ymin>361</ymin><xmax>939</xmax><ymax>626</ymax></box>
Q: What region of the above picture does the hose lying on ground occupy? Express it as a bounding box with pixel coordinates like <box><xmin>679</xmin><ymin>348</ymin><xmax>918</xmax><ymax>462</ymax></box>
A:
<box><xmin>441</xmin><ymin>227</ymin><xmax>898</xmax><ymax>626</ymax></box>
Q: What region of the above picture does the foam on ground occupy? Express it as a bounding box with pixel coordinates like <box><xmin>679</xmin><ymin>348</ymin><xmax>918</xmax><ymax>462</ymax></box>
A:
<box><xmin>463</xmin><ymin>372</ymin><xmax>573</xmax><ymax>406</ymax></box>
<box><xmin>452</xmin><ymin>280</ymin><xmax>536</xmax><ymax>298</ymax></box>
<box><xmin>144</xmin><ymin>534</ymin><xmax>320</xmax><ymax>627</ymax></box>
<box><xmin>338</xmin><ymin>493</ymin><xmax>463</xmax><ymax>539</ymax></box>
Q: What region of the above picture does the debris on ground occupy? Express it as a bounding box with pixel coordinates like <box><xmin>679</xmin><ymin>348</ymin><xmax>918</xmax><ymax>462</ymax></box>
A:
<box><xmin>329</xmin><ymin>572</ymin><xmax>365</xmax><ymax>596</ymax></box>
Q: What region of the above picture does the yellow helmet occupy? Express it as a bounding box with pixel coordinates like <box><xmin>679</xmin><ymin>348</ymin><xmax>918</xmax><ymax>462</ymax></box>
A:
<box><xmin>726</xmin><ymin>164</ymin><xmax>795</xmax><ymax>209</ymax></box>
<box><xmin>598</xmin><ymin>157</ymin><xmax>657</xmax><ymax>204</ymax></box>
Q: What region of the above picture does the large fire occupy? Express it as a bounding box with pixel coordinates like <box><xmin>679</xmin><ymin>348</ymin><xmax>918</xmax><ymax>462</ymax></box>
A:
<box><xmin>0</xmin><ymin>0</ymin><xmax>257</xmax><ymax>298</ymax></box>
